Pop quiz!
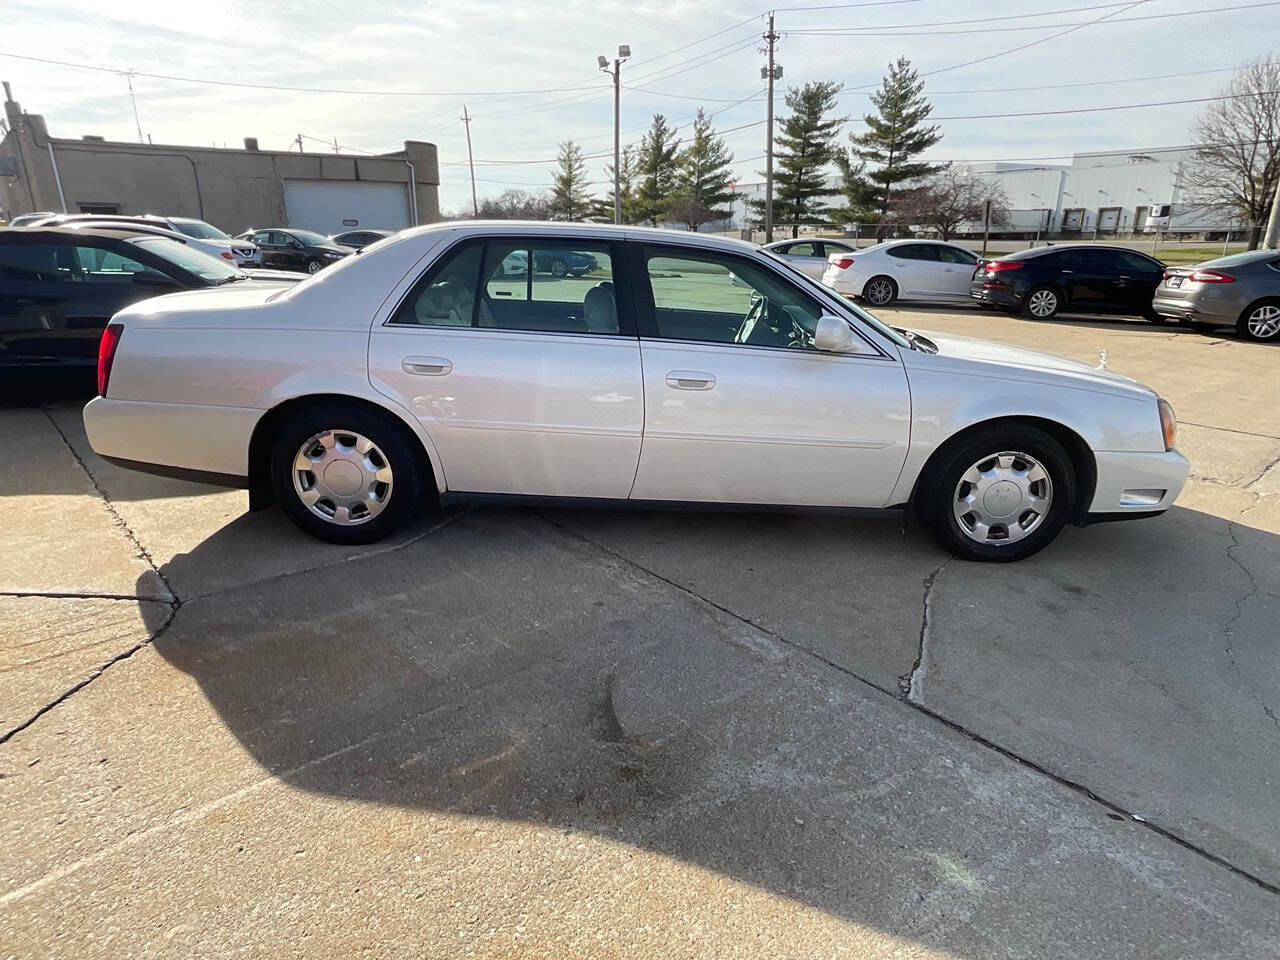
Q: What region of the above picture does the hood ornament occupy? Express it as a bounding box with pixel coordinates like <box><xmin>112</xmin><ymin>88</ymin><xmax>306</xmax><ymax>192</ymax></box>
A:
<box><xmin>1096</xmin><ymin>348</ymin><xmax>1109</xmax><ymax>370</ymax></box>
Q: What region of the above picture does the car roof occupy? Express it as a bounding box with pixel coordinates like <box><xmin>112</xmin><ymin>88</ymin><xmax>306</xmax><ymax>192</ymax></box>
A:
<box><xmin>399</xmin><ymin>220</ymin><xmax>766</xmax><ymax>257</ymax></box>
<box><xmin>0</xmin><ymin>226</ymin><xmax>152</xmax><ymax>243</ymax></box>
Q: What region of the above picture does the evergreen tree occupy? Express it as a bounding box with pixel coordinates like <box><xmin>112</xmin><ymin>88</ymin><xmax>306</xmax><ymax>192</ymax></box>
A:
<box><xmin>669</xmin><ymin>108</ymin><xmax>735</xmax><ymax>231</ymax></box>
<box><xmin>751</xmin><ymin>81</ymin><xmax>845</xmax><ymax>238</ymax></box>
<box><xmin>549</xmin><ymin>140</ymin><xmax>592</xmax><ymax>221</ymax></box>
<box><xmin>634</xmin><ymin>114</ymin><xmax>681</xmax><ymax>226</ymax></box>
<box><xmin>589</xmin><ymin>144</ymin><xmax>639</xmax><ymax>222</ymax></box>
<box><xmin>848</xmin><ymin>57</ymin><xmax>943</xmax><ymax>232</ymax></box>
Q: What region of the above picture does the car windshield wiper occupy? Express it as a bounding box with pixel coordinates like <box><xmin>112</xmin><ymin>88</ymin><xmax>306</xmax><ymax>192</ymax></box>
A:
<box><xmin>212</xmin><ymin>272</ymin><xmax>251</xmax><ymax>285</ymax></box>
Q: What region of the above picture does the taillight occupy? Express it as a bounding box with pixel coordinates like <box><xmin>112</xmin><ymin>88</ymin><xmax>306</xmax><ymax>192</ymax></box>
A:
<box><xmin>220</xmin><ymin>251</ymin><xmax>235</xmax><ymax>260</ymax></box>
<box><xmin>985</xmin><ymin>261</ymin><xmax>1024</xmax><ymax>273</ymax></box>
<box><xmin>1189</xmin><ymin>269</ymin><xmax>1234</xmax><ymax>283</ymax></box>
<box><xmin>97</xmin><ymin>323</ymin><xmax>124</xmax><ymax>396</ymax></box>
<box><xmin>833</xmin><ymin>257</ymin><xmax>855</xmax><ymax>270</ymax></box>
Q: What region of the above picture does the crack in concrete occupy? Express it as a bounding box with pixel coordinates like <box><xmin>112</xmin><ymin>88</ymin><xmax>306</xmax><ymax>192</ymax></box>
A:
<box><xmin>40</xmin><ymin>406</ymin><xmax>178</xmax><ymax>603</ymax></box>
<box><xmin>537</xmin><ymin>513</ymin><xmax>1280</xmax><ymax>899</ymax></box>
<box><xmin>0</xmin><ymin>600</ymin><xmax>180</xmax><ymax>746</ymax></box>
<box><xmin>1244</xmin><ymin>451</ymin><xmax>1280</xmax><ymax>490</ymax></box>
<box><xmin>0</xmin><ymin>590</ymin><xmax>158</xmax><ymax>601</ymax></box>
<box><xmin>899</xmin><ymin>558</ymin><xmax>953</xmax><ymax>702</ymax></box>
<box><xmin>1221</xmin><ymin>521</ymin><xmax>1280</xmax><ymax>737</ymax></box>
<box><xmin>1180</xmin><ymin>421</ymin><xmax>1280</xmax><ymax>442</ymax></box>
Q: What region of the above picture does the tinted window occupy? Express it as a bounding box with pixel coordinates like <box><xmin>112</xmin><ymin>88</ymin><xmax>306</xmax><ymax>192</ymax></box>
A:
<box><xmin>289</xmin><ymin>229</ymin><xmax>330</xmax><ymax>245</ymax></box>
<box><xmin>252</xmin><ymin>231</ymin><xmax>272</xmax><ymax>244</ymax></box>
<box><xmin>391</xmin><ymin>240</ymin><xmax>484</xmax><ymax>326</ymax></box>
<box><xmin>268</xmin><ymin>232</ymin><xmax>292</xmax><ymax>246</ymax></box>
<box><xmin>1060</xmin><ymin>248</ymin><xmax>1109</xmax><ymax>270</ymax></box>
<box><xmin>643</xmin><ymin>246</ymin><xmax>823</xmax><ymax>351</ymax></box>
<box><xmin>892</xmin><ymin>244</ymin><xmax>939</xmax><ymax>262</ymax></box>
<box><xmin>0</xmin><ymin>242</ymin><xmax>78</xmax><ymax>281</ymax></box>
<box><xmin>1112</xmin><ymin>249</ymin><xmax>1161</xmax><ymax>273</ymax></box>
<box><xmin>937</xmin><ymin>246</ymin><xmax>977</xmax><ymax>265</ymax></box>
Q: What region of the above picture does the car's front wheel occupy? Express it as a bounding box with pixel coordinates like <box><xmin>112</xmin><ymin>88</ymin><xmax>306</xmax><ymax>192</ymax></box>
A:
<box><xmin>305</xmin><ymin>259</ymin><xmax>323</xmax><ymax>274</ymax></box>
<box><xmin>1238</xmin><ymin>299</ymin><xmax>1280</xmax><ymax>342</ymax></box>
<box><xmin>916</xmin><ymin>425</ymin><xmax>1076</xmax><ymax>562</ymax></box>
<box><xmin>270</xmin><ymin>402</ymin><xmax>424</xmax><ymax>544</ymax></box>
<box><xmin>1023</xmin><ymin>285</ymin><xmax>1061</xmax><ymax>319</ymax></box>
<box><xmin>549</xmin><ymin>258</ymin><xmax>568</xmax><ymax>277</ymax></box>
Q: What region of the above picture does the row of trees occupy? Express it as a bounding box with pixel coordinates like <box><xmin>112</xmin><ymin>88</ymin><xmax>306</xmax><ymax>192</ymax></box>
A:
<box><xmin>546</xmin><ymin>108</ymin><xmax>736</xmax><ymax>229</ymax></box>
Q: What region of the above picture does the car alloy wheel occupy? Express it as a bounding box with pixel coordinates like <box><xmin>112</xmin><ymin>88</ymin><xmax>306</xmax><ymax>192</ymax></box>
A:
<box><xmin>306</xmin><ymin>260</ymin><xmax>322</xmax><ymax>274</ymax></box>
<box><xmin>1243</xmin><ymin>303</ymin><xmax>1280</xmax><ymax>341</ymax></box>
<box><xmin>865</xmin><ymin>277</ymin><xmax>895</xmax><ymax>306</ymax></box>
<box><xmin>1027</xmin><ymin>288</ymin><xmax>1059</xmax><ymax>319</ymax></box>
<box><xmin>291</xmin><ymin>429</ymin><xmax>394</xmax><ymax>526</ymax></box>
<box><xmin>550</xmin><ymin>259</ymin><xmax>568</xmax><ymax>277</ymax></box>
<box><xmin>952</xmin><ymin>451</ymin><xmax>1053</xmax><ymax>546</ymax></box>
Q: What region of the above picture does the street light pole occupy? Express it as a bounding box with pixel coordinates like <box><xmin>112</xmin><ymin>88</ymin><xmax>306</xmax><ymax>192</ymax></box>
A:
<box><xmin>1263</xmin><ymin>177</ymin><xmax>1280</xmax><ymax>249</ymax></box>
<box><xmin>599</xmin><ymin>45</ymin><xmax>631</xmax><ymax>225</ymax></box>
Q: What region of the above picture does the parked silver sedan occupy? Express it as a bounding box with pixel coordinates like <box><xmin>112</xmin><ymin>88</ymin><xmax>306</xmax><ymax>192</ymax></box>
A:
<box><xmin>1153</xmin><ymin>249</ymin><xmax>1280</xmax><ymax>342</ymax></box>
<box><xmin>763</xmin><ymin>237</ymin><xmax>857</xmax><ymax>279</ymax></box>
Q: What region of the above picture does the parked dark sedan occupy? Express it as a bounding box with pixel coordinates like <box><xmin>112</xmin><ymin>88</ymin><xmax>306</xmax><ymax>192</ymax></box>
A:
<box><xmin>0</xmin><ymin>227</ymin><xmax>299</xmax><ymax>373</ymax></box>
<box><xmin>237</xmin><ymin>228</ymin><xmax>350</xmax><ymax>273</ymax></box>
<box><xmin>331</xmin><ymin>228</ymin><xmax>395</xmax><ymax>250</ymax></box>
<box><xmin>970</xmin><ymin>244</ymin><xmax>1165</xmax><ymax>321</ymax></box>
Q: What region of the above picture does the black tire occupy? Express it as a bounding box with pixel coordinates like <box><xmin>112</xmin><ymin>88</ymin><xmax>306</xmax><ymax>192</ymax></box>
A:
<box><xmin>550</xmin><ymin>258</ymin><xmax>568</xmax><ymax>277</ymax></box>
<box><xmin>862</xmin><ymin>275</ymin><xmax>897</xmax><ymax>306</ymax></box>
<box><xmin>269</xmin><ymin>401</ymin><xmax>424</xmax><ymax>545</ymax></box>
<box><xmin>1236</xmin><ymin>298</ymin><xmax>1280</xmax><ymax>342</ymax></box>
<box><xmin>305</xmin><ymin>259</ymin><xmax>323</xmax><ymax>274</ymax></box>
<box><xmin>1022</xmin><ymin>285</ymin><xmax>1061</xmax><ymax>320</ymax></box>
<box><xmin>915</xmin><ymin>425</ymin><xmax>1076</xmax><ymax>563</ymax></box>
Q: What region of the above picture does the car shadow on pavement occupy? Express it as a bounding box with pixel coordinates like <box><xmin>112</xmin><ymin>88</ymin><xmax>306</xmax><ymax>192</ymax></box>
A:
<box><xmin>132</xmin><ymin>502</ymin><xmax>1280</xmax><ymax>953</ymax></box>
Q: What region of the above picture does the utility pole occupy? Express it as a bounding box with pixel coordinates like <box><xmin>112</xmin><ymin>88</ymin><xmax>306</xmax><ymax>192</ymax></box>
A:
<box><xmin>762</xmin><ymin>12</ymin><xmax>780</xmax><ymax>244</ymax></box>
<box><xmin>125</xmin><ymin>71</ymin><xmax>144</xmax><ymax>143</ymax></box>
<box><xmin>598</xmin><ymin>45</ymin><xmax>631</xmax><ymax>224</ymax></box>
<box><xmin>1263</xmin><ymin>180</ymin><xmax>1280</xmax><ymax>249</ymax></box>
<box><xmin>981</xmin><ymin>199</ymin><xmax>992</xmax><ymax>257</ymax></box>
<box><xmin>295</xmin><ymin>133</ymin><xmax>304</xmax><ymax>153</ymax></box>
<box><xmin>461</xmin><ymin>105</ymin><xmax>478</xmax><ymax>217</ymax></box>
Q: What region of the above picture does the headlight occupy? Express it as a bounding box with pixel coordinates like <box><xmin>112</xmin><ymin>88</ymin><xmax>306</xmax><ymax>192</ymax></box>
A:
<box><xmin>324</xmin><ymin>251</ymin><xmax>343</xmax><ymax>259</ymax></box>
<box><xmin>1157</xmin><ymin>398</ymin><xmax>1176</xmax><ymax>451</ymax></box>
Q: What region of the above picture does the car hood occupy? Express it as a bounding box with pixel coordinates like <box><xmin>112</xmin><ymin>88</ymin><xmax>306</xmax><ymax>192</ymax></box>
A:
<box><xmin>241</xmin><ymin>268</ymin><xmax>307</xmax><ymax>282</ymax></box>
<box><xmin>911</xmin><ymin>329</ymin><xmax>1155</xmax><ymax>398</ymax></box>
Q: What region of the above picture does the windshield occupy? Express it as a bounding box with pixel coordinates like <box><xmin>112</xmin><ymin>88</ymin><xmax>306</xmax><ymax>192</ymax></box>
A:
<box><xmin>131</xmin><ymin>237</ymin><xmax>239</xmax><ymax>283</ymax></box>
<box><xmin>289</xmin><ymin>229</ymin><xmax>331</xmax><ymax>246</ymax></box>
<box><xmin>174</xmin><ymin>220</ymin><xmax>230</xmax><ymax>240</ymax></box>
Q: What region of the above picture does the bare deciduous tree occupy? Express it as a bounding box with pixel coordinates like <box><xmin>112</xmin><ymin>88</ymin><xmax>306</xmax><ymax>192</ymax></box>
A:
<box><xmin>1185</xmin><ymin>57</ymin><xmax>1280</xmax><ymax>249</ymax></box>
<box><xmin>892</xmin><ymin>165</ymin><xmax>1010</xmax><ymax>240</ymax></box>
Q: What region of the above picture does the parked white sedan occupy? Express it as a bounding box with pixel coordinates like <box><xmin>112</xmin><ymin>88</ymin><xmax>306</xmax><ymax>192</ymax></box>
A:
<box><xmin>822</xmin><ymin>239</ymin><xmax>981</xmax><ymax>306</ymax></box>
<box><xmin>84</xmin><ymin>223</ymin><xmax>1186</xmax><ymax>561</ymax></box>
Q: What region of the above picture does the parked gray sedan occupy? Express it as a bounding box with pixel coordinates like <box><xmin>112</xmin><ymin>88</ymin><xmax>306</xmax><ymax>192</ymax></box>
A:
<box><xmin>1153</xmin><ymin>249</ymin><xmax>1280</xmax><ymax>342</ymax></box>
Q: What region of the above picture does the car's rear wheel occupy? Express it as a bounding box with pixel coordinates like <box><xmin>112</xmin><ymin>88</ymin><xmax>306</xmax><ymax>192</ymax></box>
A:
<box><xmin>1238</xmin><ymin>300</ymin><xmax>1280</xmax><ymax>342</ymax></box>
<box><xmin>1023</xmin><ymin>285</ymin><xmax>1061</xmax><ymax>319</ymax></box>
<box><xmin>863</xmin><ymin>276</ymin><xmax>897</xmax><ymax>306</ymax></box>
<box><xmin>270</xmin><ymin>402</ymin><xmax>423</xmax><ymax>544</ymax></box>
<box><xmin>916</xmin><ymin>425</ymin><xmax>1076</xmax><ymax>562</ymax></box>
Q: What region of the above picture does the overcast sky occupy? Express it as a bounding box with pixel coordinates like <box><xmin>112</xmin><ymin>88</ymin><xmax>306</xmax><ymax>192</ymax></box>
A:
<box><xmin>1</xmin><ymin>0</ymin><xmax>1273</xmax><ymax>213</ymax></box>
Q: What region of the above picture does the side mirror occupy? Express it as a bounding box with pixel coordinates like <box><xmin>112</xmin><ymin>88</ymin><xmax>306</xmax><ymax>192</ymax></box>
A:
<box><xmin>814</xmin><ymin>314</ymin><xmax>861</xmax><ymax>354</ymax></box>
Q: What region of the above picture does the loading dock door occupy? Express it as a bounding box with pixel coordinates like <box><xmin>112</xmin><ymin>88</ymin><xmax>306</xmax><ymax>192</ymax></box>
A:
<box><xmin>1097</xmin><ymin>207</ymin><xmax>1121</xmax><ymax>233</ymax></box>
<box><xmin>283</xmin><ymin>180</ymin><xmax>411</xmax><ymax>234</ymax></box>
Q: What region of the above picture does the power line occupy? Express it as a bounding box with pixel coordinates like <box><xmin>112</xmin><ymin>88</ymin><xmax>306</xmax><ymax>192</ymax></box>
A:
<box><xmin>788</xmin><ymin>0</ymin><xmax>1139</xmax><ymax>32</ymax></box>
<box><xmin>790</xmin><ymin>0</ymin><xmax>1280</xmax><ymax>35</ymax></box>
<box><xmin>930</xmin><ymin>88</ymin><xmax>1280</xmax><ymax>121</ymax></box>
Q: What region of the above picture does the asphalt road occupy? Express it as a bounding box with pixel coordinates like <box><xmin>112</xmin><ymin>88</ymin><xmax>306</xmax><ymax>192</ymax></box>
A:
<box><xmin>2</xmin><ymin>305</ymin><xmax>1278</xmax><ymax>958</ymax></box>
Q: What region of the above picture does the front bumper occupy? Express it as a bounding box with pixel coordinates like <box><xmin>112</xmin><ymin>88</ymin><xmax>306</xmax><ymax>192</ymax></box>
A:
<box><xmin>1087</xmin><ymin>448</ymin><xmax>1188</xmax><ymax>518</ymax></box>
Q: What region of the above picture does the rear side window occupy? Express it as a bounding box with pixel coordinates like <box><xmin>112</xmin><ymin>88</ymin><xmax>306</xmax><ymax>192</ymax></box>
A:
<box><xmin>893</xmin><ymin>244</ymin><xmax>939</xmax><ymax>261</ymax></box>
<box><xmin>1112</xmin><ymin>249</ymin><xmax>1162</xmax><ymax>273</ymax></box>
<box><xmin>786</xmin><ymin>242</ymin><xmax>819</xmax><ymax>256</ymax></box>
<box><xmin>391</xmin><ymin>240</ymin><xmax>484</xmax><ymax>326</ymax></box>
<box><xmin>0</xmin><ymin>242</ymin><xmax>77</xmax><ymax>282</ymax></box>
<box><xmin>937</xmin><ymin>246</ymin><xmax>977</xmax><ymax>265</ymax></box>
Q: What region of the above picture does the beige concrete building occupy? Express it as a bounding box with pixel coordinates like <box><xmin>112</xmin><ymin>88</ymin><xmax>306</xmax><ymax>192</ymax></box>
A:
<box><xmin>1</xmin><ymin>83</ymin><xmax>440</xmax><ymax>234</ymax></box>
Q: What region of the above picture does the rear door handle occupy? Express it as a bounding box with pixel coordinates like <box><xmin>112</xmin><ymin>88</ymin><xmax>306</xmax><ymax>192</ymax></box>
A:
<box><xmin>402</xmin><ymin>356</ymin><xmax>452</xmax><ymax>376</ymax></box>
<box><xmin>665</xmin><ymin>370</ymin><xmax>716</xmax><ymax>390</ymax></box>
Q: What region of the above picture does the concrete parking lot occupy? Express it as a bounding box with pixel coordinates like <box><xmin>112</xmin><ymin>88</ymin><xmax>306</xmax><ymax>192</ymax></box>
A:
<box><xmin>3</xmin><ymin>306</ymin><xmax>1278</xmax><ymax>957</ymax></box>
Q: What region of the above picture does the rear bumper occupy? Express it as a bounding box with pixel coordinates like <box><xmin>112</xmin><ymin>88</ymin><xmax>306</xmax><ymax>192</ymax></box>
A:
<box><xmin>822</xmin><ymin>271</ymin><xmax>862</xmax><ymax>296</ymax></box>
<box><xmin>83</xmin><ymin>396</ymin><xmax>257</xmax><ymax>484</ymax></box>
<box><xmin>969</xmin><ymin>282</ymin><xmax>1020</xmax><ymax>309</ymax></box>
<box><xmin>1151</xmin><ymin>293</ymin><xmax>1237</xmax><ymax>326</ymax></box>
<box><xmin>1087</xmin><ymin>448</ymin><xmax>1188</xmax><ymax>516</ymax></box>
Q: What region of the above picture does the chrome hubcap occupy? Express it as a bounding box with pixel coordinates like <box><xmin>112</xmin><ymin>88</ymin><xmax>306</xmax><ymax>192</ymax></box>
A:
<box><xmin>867</xmin><ymin>279</ymin><xmax>893</xmax><ymax>305</ymax></box>
<box><xmin>1246</xmin><ymin>304</ymin><xmax>1280</xmax><ymax>339</ymax></box>
<box><xmin>953</xmin><ymin>451</ymin><xmax>1053</xmax><ymax>546</ymax></box>
<box><xmin>1028</xmin><ymin>289</ymin><xmax>1058</xmax><ymax>317</ymax></box>
<box><xmin>291</xmin><ymin>429</ymin><xmax>393</xmax><ymax>526</ymax></box>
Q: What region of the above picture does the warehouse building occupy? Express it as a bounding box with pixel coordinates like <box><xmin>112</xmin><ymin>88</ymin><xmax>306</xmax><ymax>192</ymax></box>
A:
<box><xmin>1</xmin><ymin>83</ymin><xmax>441</xmax><ymax>235</ymax></box>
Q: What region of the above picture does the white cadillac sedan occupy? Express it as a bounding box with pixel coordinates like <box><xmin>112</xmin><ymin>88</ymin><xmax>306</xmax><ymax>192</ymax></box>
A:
<box><xmin>84</xmin><ymin>222</ymin><xmax>1187</xmax><ymax>562</ymax></box>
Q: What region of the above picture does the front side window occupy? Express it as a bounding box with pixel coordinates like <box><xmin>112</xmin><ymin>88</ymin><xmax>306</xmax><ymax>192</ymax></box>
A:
<box><xmin>642</xmin><ymin>246</ymin><xmax>824</xmax><ymax>351</ymax></box>
<box><xmin>74</xmin><ymin>245</ymin><xmax>151</xmax><ymax>279</ymax></box>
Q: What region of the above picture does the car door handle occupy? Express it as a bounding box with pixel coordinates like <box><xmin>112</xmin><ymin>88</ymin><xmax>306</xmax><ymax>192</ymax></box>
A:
<box><xmin>402</xmin><ymin>356</ymin><xmax>452</xmax><ymax>376</ymax></box>
<box><xmin>665</xmin><ymin>370</ymin><xmax>716</xmax><ymax>390</ymax></box>
<box><xmin>1061</xmin><ymin>269</ymin><xmax>1075</xmax><ymax>274</ymax></box>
